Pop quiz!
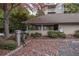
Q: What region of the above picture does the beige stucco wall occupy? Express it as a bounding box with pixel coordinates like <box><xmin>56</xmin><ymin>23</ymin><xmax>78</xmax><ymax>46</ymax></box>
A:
<box><xmin>59</xmin><ymin>24</ymin><xmax>79</xmax><ymax>34</ymax></box>
<box><xmin>26</xmin><ymin>24</ymin><xmax>79</xmax><ymax>36</ymax></box>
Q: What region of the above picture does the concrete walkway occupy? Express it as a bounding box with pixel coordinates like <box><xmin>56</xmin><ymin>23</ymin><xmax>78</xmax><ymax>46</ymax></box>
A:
<box><xmin>8</xmin><ymin>39</ymin><xmax>79</xmax><ymax>56</ymax></box>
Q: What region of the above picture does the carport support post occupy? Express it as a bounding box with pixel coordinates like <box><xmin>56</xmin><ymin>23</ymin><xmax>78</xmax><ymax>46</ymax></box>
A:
<box><xmin>26</xmin><ymin>25</ymin><xmax>28</xmax><ymax>31</ymax></box>
<box><xmin>27</xmin><ymin>25</ymin><xmax>30</xmax><ymax>35</ymax></box>
<box><xmin>41</xmin><ymin>25</ymin><xmax>43</xmax><ymax>31</ymax></box>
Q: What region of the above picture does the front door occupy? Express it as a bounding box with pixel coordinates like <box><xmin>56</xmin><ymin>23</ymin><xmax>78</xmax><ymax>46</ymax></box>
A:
<box><xmin>54</xmin><ymin>24</ymin><xmax>58</xmax><ymax>30</ymax></box>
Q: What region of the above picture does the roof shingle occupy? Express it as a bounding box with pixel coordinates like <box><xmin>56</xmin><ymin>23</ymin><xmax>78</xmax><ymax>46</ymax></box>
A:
<box><xmin>23</xmin><ymin>13</ymin><xmax>79</xmax><ymax>24</ymax></box>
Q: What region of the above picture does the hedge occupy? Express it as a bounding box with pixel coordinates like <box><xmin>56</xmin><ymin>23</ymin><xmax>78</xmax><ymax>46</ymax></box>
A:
<box><xmin>31</xmin><ymin>32</ymin><xmax>42</xmax><ymax>38</ymax></box>
<box><xmin>74</xmin><ymin>30</ymin><xmax>79</xmax><ymax>38</ymax></box>
<box><xmin>47</xmin><ymin>30</ymin><xmax>66</xmax><ymax>38</ymax></box>
<box><xmin>0</xmin><ymin>40</ymin><xmax>17</xmax><ymax>50</ymax></box>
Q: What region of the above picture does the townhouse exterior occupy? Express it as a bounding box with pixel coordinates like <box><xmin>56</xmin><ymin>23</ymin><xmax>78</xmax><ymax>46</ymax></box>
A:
<box><xmin>23</xmin><ymin>13</ymin><xmax>79</xmax><ymax>36</ymax></box>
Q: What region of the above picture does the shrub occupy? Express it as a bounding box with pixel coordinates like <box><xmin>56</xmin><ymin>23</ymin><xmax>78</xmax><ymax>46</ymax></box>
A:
<box><xmin>31</xmin><ymin>32</ymin><xmax>42</xmax><ymax>38</ymax></box>
<box><xmin>35</xmin><ymin>32</ymin><xmax>42</xmax><ymax>37</ymax></box>
<box><xmin>0</xmin><ymin>40</ymin><xmax>17</xmax><ymax>50</ymax></box>
<box><xmin>47</xmin><ymin>30</ymin><xmax>53</xmax><ymax>37</ymax></box>
<box><xmin>31</xmin><ymin>33</ymin><xmax>36</xmax><ymax>38</ymax></box>
<box><xmin>26</xmin><ymin>33</ymin><xmax>29</xmax><ymax>36</ymax></box>
<box><xmin>74</xmin><ymin>30</ymin><xmax>79</xmax><ymax>38</ymax></box>
<box><xmin>0</xmin><ymin>28</ymin><xmax>4</xmax><ymax>33</ymax></box>
<box><xmin>25</xmin><ymin>33</ymin><xmax>29</xmax><ymax>39</ymax></box>
<box><xmin>47</xmin><ymin>31</ymin><xmax>58</xmax><ymax>38</ymax></box>
<box><xmin>47</xmin><ymin>30</ymin><xmax>66</xmax><ymax>38</ymax></box>
<box><xmin>57</xmin><ymin>32</ymin><xmax>66</xmax><ymax>38</ymax></box>
<box><xmin>50</xmin><ymin>33</ymin><xmax>58</xmax><ymax>38</ymax></box>
<box><xmin>0</xmin><ymin>43</ymin><xmax>16</xmax><ymax>50</ymax></box>
<box><xmin>75</xmin><ymin>30</ymin><xmax>79</xmax><ymax>33</ymax></box>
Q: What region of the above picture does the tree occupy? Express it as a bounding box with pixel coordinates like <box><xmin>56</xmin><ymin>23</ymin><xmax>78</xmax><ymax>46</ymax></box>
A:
<box><xmin>36</xmin><ymin>10</ymin><xmax>45</xmax><ymax>16</ymax></box>
<box><xmin>0</xmin><ymin>9</ymin><xmax>3</xmax><ymax>27</ymax></box>
<box><xmin>0</xmin><ymin>3</ymin><xmax>45</xmax><ymax>38</ymax></box>
<box><xmin>0</xmin><ymin>9</ymin><xmax>4</xmax><ymax>33</ymax></box>
<box><xmin>64</xmin><ymin>3</ymin><xmax>79</xmax><ymax>13</ymax></box>
<box><xmin>0</xmin><ymin>3</ymin><xmax>20</xmax><ymax>38</ymax></box>
<box><xmin>10</xmin><ymin>6</ymin><xmax>30</xmax><ymax>32</ymax></box>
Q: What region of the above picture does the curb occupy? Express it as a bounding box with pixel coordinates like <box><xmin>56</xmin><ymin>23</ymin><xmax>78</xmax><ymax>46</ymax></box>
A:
<box><xmin>5</xmin><ymin>40</ymin><xmax>31</xmax><ymax>56</ymax></box>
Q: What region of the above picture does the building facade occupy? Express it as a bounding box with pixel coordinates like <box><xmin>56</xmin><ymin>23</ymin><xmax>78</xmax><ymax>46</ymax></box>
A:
<box><xmin>43</xmin><ymin>3</ymin><xmax>64</xmax><ymax>14</ymax></box>
<box><xmin>23</xmin><ymin>3</ymin><xmax>64</xmax><ymax>15</ymax></box>
<box><xmin>23</xmin><ymin>13</ymin><xmax>79</xmax><ymax>36</ymax></box>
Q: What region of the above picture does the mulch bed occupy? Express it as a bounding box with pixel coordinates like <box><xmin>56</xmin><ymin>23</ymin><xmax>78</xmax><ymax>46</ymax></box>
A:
<box><xmin>0</xmin><ymin>49</ymin><xmax>11</xmax><ymax>56</ymax></box>
<box><xmin>0</xmin><ymin>36</ymin><xmax>31</xmax><ymax>56</ymax></box>
<box><xmin>0</xmin><ymin>36</ymin><xmax>16</xmax><ymax>56</ymax></box>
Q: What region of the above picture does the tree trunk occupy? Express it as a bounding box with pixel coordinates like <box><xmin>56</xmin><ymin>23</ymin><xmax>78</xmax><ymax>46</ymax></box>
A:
<box><xmin>3</xmin><ymin>4</ymin><xmax>10</xmax><ymax>38</ymax></box>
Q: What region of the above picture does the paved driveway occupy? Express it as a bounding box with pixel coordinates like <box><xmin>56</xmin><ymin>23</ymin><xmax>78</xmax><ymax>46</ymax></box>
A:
<box><xmin>10</xmin><ymin>39</ymin><xmax>79</xmax><ymax>56</ymax></box>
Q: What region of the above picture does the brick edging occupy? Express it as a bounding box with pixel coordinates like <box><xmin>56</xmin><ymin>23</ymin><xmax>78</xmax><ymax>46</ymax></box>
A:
<box><xmin>5</xmin><ymin>40</ymin><xmax>31</xmax><ymax>56</ymax></box>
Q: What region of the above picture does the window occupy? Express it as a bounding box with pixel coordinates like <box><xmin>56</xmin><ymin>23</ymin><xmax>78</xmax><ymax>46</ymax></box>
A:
<box><xmin>54</xmin><ymin>24</ymin><xmax>58</xmax><ymax>30</ymax></box>
<box><xmin>48</xmin><ymin>12</ymin><xmax>56</xmax><ymax>14</ymax></box>
<box><xmin>28</xmin><ymin>25</ymin><xmax>41</xmax><ymax>30</ymax></box>
<box><xmin>48</xmin><ymin>5</ymin><xmax>55</xmax><ymax>9</ymax></box>
<box><xmin>43</xmin><ymin>25</ymin><xmax>54</xmax><ymax>30</ymax></box>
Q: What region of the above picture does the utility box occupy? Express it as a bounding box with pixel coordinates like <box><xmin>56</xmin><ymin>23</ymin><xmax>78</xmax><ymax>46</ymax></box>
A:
<box><xmin>21</xmin><ymin>31</ymin><xmax>26</xmax><ymax>44</ymax></box>
<box><xmin>15</xmin><ymin>30</ymin><xmax>21</xmax><ymax>46</ymax></box>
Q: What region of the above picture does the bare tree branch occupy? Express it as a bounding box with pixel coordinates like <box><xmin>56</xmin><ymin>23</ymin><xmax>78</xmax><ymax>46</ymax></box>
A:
<box><xmin>9</xmin><ymin>3</ymin><xmax>20</xmax><ymax>12</ymax></box>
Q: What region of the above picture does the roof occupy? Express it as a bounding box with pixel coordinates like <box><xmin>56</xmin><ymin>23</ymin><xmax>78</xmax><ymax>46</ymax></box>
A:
<box><xmin>23</xmin><ymin>13</ymin><xmax>79</xmax><ymax>24</ymax></box>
